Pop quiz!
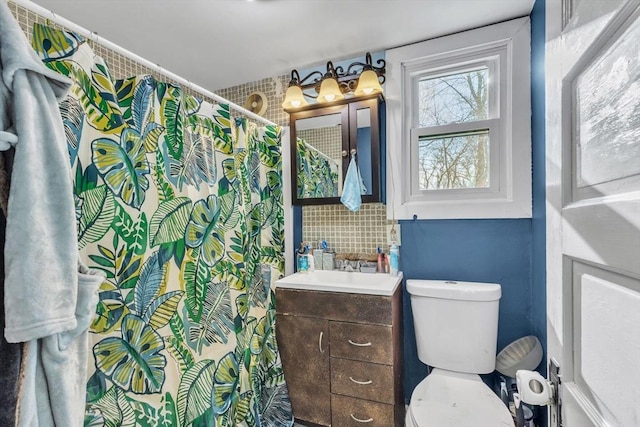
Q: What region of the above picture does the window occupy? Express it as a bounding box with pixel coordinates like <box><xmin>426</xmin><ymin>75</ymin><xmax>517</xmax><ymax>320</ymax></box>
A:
<box><xmin>386</xmin><ymin>17</ymin><xmax>532</xmax><ymax>219</ymax></box>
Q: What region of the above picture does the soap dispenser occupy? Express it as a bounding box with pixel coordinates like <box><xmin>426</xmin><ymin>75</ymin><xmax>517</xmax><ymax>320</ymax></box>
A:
<box><xmin>389</xmin><ymin>244</ymin><xmax>399</xmax><ymax>276</ymax></box>
<box><xmin>297</xmin><ymin>243</ymin><xmax>309</xmax><ymax>273</ymax></box>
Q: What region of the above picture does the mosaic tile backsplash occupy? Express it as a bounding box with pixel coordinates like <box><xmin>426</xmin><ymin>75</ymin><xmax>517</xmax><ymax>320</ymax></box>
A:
<box><xmin>302</xmin><ymin>203</ymin><xmax>388</xmax><ymax>254</ymax></box>
<box><xmin>9</xmin><ymin>0</ymin><xmax>389</xmax><ymax>258</ymax></box>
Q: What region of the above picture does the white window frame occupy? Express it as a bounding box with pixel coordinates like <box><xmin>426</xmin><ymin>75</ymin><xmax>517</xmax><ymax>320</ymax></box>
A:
<box><xmin>386</xmin><ymin>17</ymin><xmax>532</xmax><ymax>219</ymax></box>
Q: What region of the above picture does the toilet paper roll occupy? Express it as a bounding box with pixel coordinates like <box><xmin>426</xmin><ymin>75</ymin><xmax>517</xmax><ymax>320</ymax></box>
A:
<box><xmin>516</xmin><ymin>370</ymin><xmax>552</xmax><ymax>406</ymax></box>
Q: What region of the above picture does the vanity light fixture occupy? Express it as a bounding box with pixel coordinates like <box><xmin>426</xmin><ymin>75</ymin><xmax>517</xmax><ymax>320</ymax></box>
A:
<box><xmin>282</xmin><ymin>70</ymin><xmax>308</xmax><ymax>110</ymax></box>
<box><xmin>354</xmin><ymin>67</ymin><xmax>383</xmax><ymax>96</ymax></box>
<box><xmin>317</xmin><ymin>62</ymin><xmax>344</xmax><ymax>103</ymax></box>
<box><xmin>282</xmin><ymin>52</ymin><xmax>385</xmax><ymax>111</ymax></box>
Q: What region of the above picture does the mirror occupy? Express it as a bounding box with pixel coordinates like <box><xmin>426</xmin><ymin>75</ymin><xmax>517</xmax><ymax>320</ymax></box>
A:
<box><xmin>290</xmin><ymin>96</ymin><xmax>381</xmax><ymax>205</ymax></box>
<box><xmin>355</xmin><ymin>106</ymin><xmax>373</xmax><ymax>196</ymax></box>
<box><xmin>296</xmin><ymin>112</ymin><xmax>345</xmax><ymax>199</ymax></box>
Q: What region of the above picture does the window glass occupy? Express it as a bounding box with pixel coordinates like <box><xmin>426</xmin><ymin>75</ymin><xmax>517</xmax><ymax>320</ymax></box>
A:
<box><xmin>418</xmin><ymin>130</ymin><xmax>490</xmax><ymax>190</ymax></box>
<box><xmin>418</xmin><ymin>68</ymin><xmax>489</xmax><ymax>127</ymax></box>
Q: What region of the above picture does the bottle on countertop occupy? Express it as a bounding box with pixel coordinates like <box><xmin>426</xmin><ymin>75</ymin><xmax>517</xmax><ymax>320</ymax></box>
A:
<box><xmin>297</xmin><ymin>242</ymin><xmax>309</xmax><ymax>273</ymax></box>
<box><xmin>389</xmin><ymin>244</ymin><xmax>399</xmax><ymax>276</ymax></box>
<box><xmin>313</xmin><ymin>250</ymin><xmax>323</xmax><ymax>270</ymax></box>
<box><xmin>307</xmin><ymin>248</ymin><xmax>315</xmax><ymax>272</ymax></box>
<box><xmin>313</xmin><ymin>239</ymin><xmax>324</xmax><ymax>270</ymax></box>
<box><xmin>322</xmin><ymin>251</ymin><xmax>335</xmax><ymax>270</ymax></box>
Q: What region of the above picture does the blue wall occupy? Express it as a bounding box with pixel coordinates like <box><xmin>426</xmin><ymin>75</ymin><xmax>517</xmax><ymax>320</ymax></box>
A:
<box><xmin>292</xmin><ymin>206</ymin><xmax>302</xmax><ymax>271</ymax></box>
<box><xmin>399</xmin><ymin>219</ymin><xmax>533</xmax><ymax>397</ymax></box>
<box><xmin>357</xmin><ymin>127</ymin><xmax>372</xmax><ymax>194</ymax></box>
<box><xmin>401</xmin><ymin>0</ymin><xmax>547</xmax><ymax>403</ymax></box>
<box><xmin>530</xmin><ymin>0</ymin><xmax>547</xmax><ymax>373</ymax></box>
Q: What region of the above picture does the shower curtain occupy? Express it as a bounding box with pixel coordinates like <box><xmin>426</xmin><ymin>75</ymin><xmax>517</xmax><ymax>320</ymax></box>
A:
<box><xmin>295</xmin><ymin>138</ymin><xmax>339</xmax><ymax>198</ymax></box>
<box><xmin>32</xmin><ymin>24</ymin><xmax>293</xmax><ymax>427</ymax></box>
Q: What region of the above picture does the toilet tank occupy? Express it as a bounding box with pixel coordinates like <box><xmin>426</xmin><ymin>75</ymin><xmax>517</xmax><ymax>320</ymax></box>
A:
<box><xmin>407</xmin><ymin>280</ymin><xmax>501</xmax><ymax>374</ymax></box>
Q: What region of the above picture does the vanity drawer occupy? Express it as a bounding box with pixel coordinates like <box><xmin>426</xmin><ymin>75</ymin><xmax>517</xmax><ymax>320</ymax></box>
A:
<box><xmin>331</xmin><ymin>358</ymin><xmax>394</xmax><ymax>404</ymax></box>
<box><xmin>276</xmin><ymin>288</ymin><xmax>393</xmax><ymax>325</ymax></box>
<box><xmin>331</xmin><ymin>394</ymin><xmax>394</xmax><ymax>427</ymax></box>
<box><xmin>330</xmin><ymin>322</ymin><xmax>393</xmax><ymax>364</ymax></box>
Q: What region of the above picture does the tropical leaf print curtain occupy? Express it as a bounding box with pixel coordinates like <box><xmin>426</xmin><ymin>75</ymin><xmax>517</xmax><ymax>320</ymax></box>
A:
<box><xmin>31</xmin><ymin>24</ymin><xmax>293</xmax><ymax>427</ymax></box>
<box><xmin>295</xmin><ymin>138</ymin><xmax>339</xmax><ymax>198</ymax></box>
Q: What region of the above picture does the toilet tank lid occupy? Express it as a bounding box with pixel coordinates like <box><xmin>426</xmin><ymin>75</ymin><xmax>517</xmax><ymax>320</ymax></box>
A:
<box><xmin>406</xmin><ymin>280</ymin><xmax>501</xmax><ymax>301</ymax></box>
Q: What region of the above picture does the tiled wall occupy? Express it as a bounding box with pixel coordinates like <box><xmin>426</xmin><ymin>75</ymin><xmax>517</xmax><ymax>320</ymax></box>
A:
<box><xmin>299</xmin><ymin>127</ymin><xmax>343</xmax><ymax>161</ymax></box>
<box><xmin>302</xmin><ymin>203</ymin><xmax>388</xmax><ymax>254</ymax></box>
<box><xmin>9</xmin><ymin>1</ymin><xmax>389</xmax><ymax>257</ymax></box>
<box><xmin>216</xmin><ymin>77</ymin><xmax>291</xmax><ymax>127</ymax></box>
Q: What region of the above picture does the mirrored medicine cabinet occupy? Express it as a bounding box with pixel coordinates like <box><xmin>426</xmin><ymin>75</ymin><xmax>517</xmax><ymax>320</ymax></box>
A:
<box><xmin>288</xmin><ymin>94</ymin><xmax>383</xmax><ymax>205</ymax></box>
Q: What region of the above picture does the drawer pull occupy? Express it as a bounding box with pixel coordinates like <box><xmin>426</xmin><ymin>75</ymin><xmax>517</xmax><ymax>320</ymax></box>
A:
<box><xmin>348</xmin><ymin>339</ymin><xmax>372</xmax><ymax>347</ymax></box>
<box><xmin>349</xmin><ymin>376</ymin><xmax>373</xmax><ymax>385</ymax></box>
<box><xmin>319</xmin><ymin>331</ymin><xmax>325</xmax><ymax>353</ymax></box>
<box><xmin>350</xmin><ymin>414</ymin><xmax>373</xmax><ymax>423</ymax></box>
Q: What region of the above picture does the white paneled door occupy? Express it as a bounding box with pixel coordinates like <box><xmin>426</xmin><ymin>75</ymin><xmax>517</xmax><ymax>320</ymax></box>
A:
<box><xmin>546</xmin><ymin>0</ymin><xmax>640</xmax><ymax>426</ymax></box>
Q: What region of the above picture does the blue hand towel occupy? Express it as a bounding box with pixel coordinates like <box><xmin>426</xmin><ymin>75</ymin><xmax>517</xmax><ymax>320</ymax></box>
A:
<box><xmin>340</xmin><ymin>154</ymin><xmax>365</xmax><ymax>212</ymax></box>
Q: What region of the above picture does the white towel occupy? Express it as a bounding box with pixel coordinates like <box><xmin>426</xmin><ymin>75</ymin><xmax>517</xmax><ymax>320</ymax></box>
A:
<box><xmin>0</xmin><ymin>3</ymin><xmax>99</xmax><ymax>426</ymax></box>
<box><xmin>1</xmin><ymin>0</ymin><xmax>76</xmax><ymax>344</ymax></box>
<box><xmin>17</xmin><ymin>263</ymin><xmax>103</xmax><ymax>427</ymax></box>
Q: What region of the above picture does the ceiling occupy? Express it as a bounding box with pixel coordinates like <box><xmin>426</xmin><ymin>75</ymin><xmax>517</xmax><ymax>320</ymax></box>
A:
<box><xmin>30</xmin><ymin>0</ymin><xmax>535</xmax><ymax>91</ymax></box>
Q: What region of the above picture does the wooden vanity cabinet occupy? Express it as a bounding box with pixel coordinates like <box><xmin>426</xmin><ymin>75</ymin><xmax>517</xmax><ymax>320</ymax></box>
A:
<box><xmin>275</xmin><ymin>286</ymin><xmax>403</xmax><ymax>427</ymax></box>
<box><xmin>276</xmin><ymin>314</ymin><xmax>331</xmax><ymax>426</ymax></box>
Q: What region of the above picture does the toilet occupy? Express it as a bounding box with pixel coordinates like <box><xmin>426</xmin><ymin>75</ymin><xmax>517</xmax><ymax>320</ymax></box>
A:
<box><xmin>405</xmin><ymin>280</ymin><xmax>514</xmax><ymax>427</ymax></box>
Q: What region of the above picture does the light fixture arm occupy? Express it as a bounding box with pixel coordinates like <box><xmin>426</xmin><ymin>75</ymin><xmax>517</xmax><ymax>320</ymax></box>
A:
<box><xmin>346</xmin><ymin>52</ymin><xmax>386</xmax><ymax>85</ymax></box>
<box><xmin>288</xmin><ymin>52</ymin><xmax>385</xmax><ymax>98</ymax></box>
<box><xmin>288</xmin><ymin>69</ymin><xmax>302</xmax><ymax>86</ymax></box>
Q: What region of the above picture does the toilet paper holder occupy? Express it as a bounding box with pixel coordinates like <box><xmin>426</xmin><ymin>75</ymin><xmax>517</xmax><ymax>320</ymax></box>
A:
<box><xmin>514</xmin><ymin>359</ymin><xmax>562</xmax><ymax>427</ymax></box>
<box><xmin>515</xmin><ymin>370</ymin><xmax>554</xmax><ymax>405</ymax></box>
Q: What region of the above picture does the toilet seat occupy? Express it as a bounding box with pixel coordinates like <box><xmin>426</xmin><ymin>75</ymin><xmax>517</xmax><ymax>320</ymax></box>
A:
<box><xmin>407</xmin><ymin>369</ymin><xmax>514</xmax><ymax>427</ymax></box>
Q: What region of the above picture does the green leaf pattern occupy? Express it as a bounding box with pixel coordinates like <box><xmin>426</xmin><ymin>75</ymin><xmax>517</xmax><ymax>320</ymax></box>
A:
<box><xmin>78</xmin><ymin>185</ymin><xmax>116</xmax><ymax>249</ymax></box>
<box><xmin>93</xmin><ymin>314</ymin><xmax>166</xmax><ymax>394</ymax></box>
<box><xmin>35</xmin><ymin>25</ymin><xmax>292</xmax><ymax>426</ymax></box>
<box><xmin>149</xmin><ymin>197</ymin><xmax>192</xmax><ymax>247</ymax></box>
<box><xmin>177</xmin><ymin>360</ymin><xmax>217</xmax><ymax>427</ymax></box>
<box><xmin>296</xmin><ymin>137</ymin><xmax>339</xmax><ymax>198</ymax></box>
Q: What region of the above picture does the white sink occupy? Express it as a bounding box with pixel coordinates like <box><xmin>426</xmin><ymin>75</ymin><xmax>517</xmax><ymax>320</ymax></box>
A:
<box><xmin>275</xmin><ymin>270</ymin><xmax>403</xmax><ymax>296</ymax></box>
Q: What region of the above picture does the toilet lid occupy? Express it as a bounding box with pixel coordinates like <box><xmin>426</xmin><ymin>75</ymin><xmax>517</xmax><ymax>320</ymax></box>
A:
<box><xmin>409</xmin><ymin>370</ymin><xmax>514</xmax><ymax>427</ymax></box>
